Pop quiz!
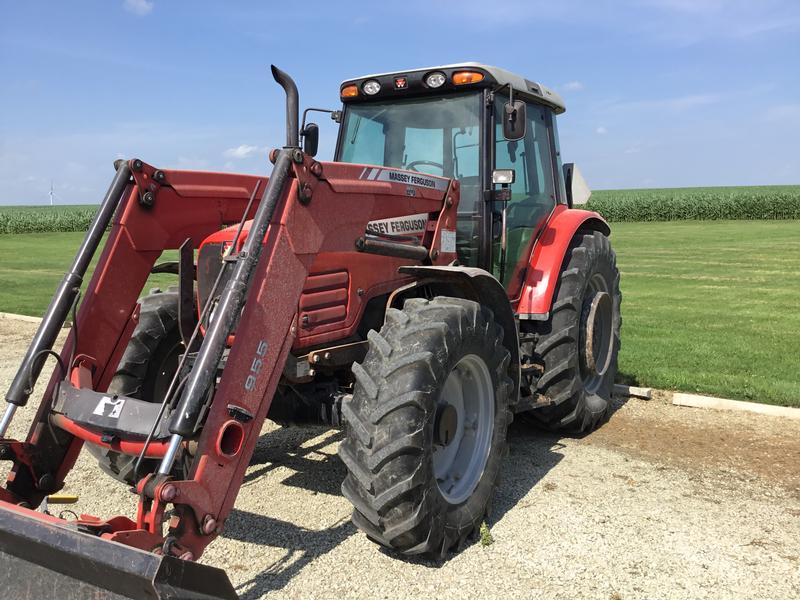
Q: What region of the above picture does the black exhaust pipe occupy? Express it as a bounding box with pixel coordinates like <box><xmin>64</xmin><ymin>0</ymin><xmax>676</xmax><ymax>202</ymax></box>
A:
<box><xmin>270</xmin><ymin>65</ymin><xmax>299</xmax><ymax>148</ymax></box>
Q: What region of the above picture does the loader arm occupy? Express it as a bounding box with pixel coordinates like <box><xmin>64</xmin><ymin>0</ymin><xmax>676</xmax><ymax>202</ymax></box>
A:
<box><xmin>0</xmin><ymin>145</ymin><xmax>458</xmax><ymax>593</ymax></box>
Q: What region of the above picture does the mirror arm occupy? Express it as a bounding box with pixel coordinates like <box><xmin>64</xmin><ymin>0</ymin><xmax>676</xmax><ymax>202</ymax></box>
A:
<box><xmin>301</xmin><ymin>107</ymin><xmax>341</xmax><ymax>131</ymax></box>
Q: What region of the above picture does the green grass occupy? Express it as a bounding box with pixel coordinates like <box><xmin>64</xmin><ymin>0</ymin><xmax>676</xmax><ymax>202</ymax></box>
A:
<box><xmin>589</xmin><ymin>185</ymin><xmax>800</xmax><ymax>221</ymax></box>
<box><xmin>613</xmin><ymin>220</ymin><xmax>800</xmax><ymax>407</ymax></box>
<box><xmin>1</xmin><ymin>221</ymin><xmax>798</xmax><ymax>407</ymax></box>
<box><xmin>0</xmin><ymin>232</ymin><xmax>176</xmax><ymax>315</ymax></box>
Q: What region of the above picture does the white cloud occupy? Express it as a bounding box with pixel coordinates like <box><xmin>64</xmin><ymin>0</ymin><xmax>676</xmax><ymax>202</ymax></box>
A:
<box><xmin>123</xmin><ymin>0</ymin><xmax>154</xmax><ymax>16</ymax></box>
<box><xmin>596</xmin><ymin>126</ymin><xmax>608</xmax><ymax>135</ymax></box>
<box><xmin>624</xmin><ymin>146</ymin><xmax>642</xmax><ymax>154</ymax></box>
<box><xmin>223</xmin><ymin>144</ymin><xmax>265</xmax><ymax>159</ymax></box>
<box><xmin>562</xmin><ymin>81</ymin><xmax>584</xmax><ymax>92</ymax></box>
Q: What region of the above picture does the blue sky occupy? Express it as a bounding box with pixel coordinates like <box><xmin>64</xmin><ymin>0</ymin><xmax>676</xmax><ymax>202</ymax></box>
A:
<box><xmin>1</xmin><ymin>0</ymin><xmax>798</xmax><ymax>205</ymax></box>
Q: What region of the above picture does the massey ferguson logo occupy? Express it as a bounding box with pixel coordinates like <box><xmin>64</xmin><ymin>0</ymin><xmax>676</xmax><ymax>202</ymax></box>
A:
<box><xmin>394</xmin><ymin>77</ymin><xmax>408</xmax><ymax>89</ymax></box>
<box><xmin>92</xmin><ymin>396</ymin><xmax>125</xmax><ymax>420</ymax></box>
<box><xmin>367</xmin><ymin>213</ymin><xmax>428</xmax><ymax>236</ymax></box>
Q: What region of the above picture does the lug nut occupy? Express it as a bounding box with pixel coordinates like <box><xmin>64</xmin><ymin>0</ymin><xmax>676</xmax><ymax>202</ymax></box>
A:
<box><xmin>160</xmin><ymin>484</ymin><xmax>178</xmax><ymax>502</ymax></box>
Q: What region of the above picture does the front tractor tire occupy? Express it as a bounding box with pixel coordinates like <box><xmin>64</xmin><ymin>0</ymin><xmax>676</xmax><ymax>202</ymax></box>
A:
<box><xmin>527</xmin><ymin>230</ymin><xmax>621</xmax><ymax>433</ymax></box>
<box><xmin>339</xmin><ymin>297</ymin><xmax>512</xmax><ymax>557</ymax></box>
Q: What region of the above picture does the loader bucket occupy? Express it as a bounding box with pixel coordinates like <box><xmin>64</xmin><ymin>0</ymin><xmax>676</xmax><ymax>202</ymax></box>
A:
<box><xmin>0</xmin><ymin>505</ymin><xmax>237</xmax><ymax>599</ymax></box>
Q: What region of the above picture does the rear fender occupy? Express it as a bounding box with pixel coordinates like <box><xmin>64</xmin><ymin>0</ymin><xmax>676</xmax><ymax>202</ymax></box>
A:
<box><xmin>516</xmin><ymin>206</ymin><xmax>609</xmax><ymax>320</ymax></box>
<box><xmin>396</xmin><ymin>265</ymin><xmax>520</xmax><ymax>405</ymax></box>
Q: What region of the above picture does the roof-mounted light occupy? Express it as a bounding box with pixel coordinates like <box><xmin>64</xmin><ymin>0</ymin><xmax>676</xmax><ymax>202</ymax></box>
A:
<box><xmin>452</xmin><ymin>70</ymin><xmax>485</xmax><ymax>85</ymax></box>
<box><xmin>362</xmin><ymin>79</ymin><xmax>381</xmax><ymax>95</ymax></box>
<box><xmin>424</xmin><ymin>71</ymin><xmax>446</xmax><ymax>88</ymax></box>
<box><xmin>341</xmin><ymin>84</ymin><xmax>359</xmax><ymax>98</ymax></box>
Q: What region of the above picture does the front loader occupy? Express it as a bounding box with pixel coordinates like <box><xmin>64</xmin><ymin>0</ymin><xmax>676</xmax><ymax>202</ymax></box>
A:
<box><xmin>0</xmin><ymin>63</ymin><xmax>620</xmax><ymax>598</ymax></box>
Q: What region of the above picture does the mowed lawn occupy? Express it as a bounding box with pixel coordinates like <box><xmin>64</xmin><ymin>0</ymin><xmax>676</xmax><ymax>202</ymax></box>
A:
<box><xmin>612</xmin><ymin>220</ymin><xmax>800</xmax><ymax>407</ymax></box>
<box><xmin>0</xmin><ymin>221</ymin><xmax>798</xmax><ymax>406</ymax></box>
<box><xmin>0</xmin><ymin>232</ymin><xmax>176</xmax><ymax>315</ymax></box>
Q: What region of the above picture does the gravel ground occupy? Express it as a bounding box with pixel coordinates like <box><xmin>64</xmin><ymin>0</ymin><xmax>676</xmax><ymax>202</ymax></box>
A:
<box><xmin>1</xmin><ymin>318</ymin><xmax>798</xmax><ymax>599</ymax></box>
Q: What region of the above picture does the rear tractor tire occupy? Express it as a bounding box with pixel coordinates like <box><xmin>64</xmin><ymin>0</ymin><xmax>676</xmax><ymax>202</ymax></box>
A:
<box><xmin>86</xmin><ymin>290</ymin><xmax>185</xmax><ymax>485</ymax></box>
<box><xmin>339</xmin><ymin>297</ymin><xmax>513</xmax><ymax>557</ymax></box>
<box><xmin>526</xmin><ymin>230</ymin><xmax>621</xmax><ymax>433</ymax></box>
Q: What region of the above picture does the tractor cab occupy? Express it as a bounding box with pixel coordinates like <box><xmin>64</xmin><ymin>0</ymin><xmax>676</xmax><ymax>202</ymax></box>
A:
<box><xmin>332</xmin><ymin>63</ymin><xmax>572</xmax><ymax>293</ymax></box>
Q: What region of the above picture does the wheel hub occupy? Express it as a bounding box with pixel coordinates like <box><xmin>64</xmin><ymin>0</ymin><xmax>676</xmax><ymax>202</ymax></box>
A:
<box><xmin>581</xmin><ymin>290</ymin><xmax>613</xmax><ymax>382</ymax></box>
<box><xmin>434</xmin><ymin>404</ymin><xmax>459</xmax><ymax>447</ymax></box>
<box><xmin>432</xmin><ymin>354</ymin><xmax>495</xmax><ymax>505</ymax></box>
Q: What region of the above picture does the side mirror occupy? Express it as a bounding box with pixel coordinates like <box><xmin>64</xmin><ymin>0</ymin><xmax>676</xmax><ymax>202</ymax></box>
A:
<box><xmin>301</xmin><ymin>122</ymin><xmax>319</xmax><ymax>157</ymax></box>
<box><xmin>563</xmin><ymin>163</ymin><xmax>591</xmax><ymax>207</ymax></box>
<box><xmin>503</xmin><ymin>100</ymin><xmax>526</xmax><ymax>141</ymax></box>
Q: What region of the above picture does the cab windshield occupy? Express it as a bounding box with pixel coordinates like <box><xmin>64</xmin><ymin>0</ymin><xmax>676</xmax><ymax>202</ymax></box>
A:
<box><xmin>337</xmin><ymin>93</ymin><xmax>483</xmax><ymax>264</ymax></box>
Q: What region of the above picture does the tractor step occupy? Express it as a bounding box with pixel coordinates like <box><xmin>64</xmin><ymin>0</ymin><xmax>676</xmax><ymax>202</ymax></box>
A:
<box><xmin>0</xmin><ymin>503</ymin><xmax>237</xmax><ymax>599</ymax></box>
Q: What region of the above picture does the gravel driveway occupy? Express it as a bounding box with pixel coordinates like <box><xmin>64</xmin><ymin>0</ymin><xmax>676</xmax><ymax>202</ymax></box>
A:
<box><xmin>1</xmin><ymin>318</ymin><xmax>798</xmax><ymax>599</ymax></box>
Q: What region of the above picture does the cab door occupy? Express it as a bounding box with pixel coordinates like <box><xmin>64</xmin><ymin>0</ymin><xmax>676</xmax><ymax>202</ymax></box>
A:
<box><xmin>491</xmin><ymin>98</ymin><xmax>558</xmax><ymax>295</ymax></box>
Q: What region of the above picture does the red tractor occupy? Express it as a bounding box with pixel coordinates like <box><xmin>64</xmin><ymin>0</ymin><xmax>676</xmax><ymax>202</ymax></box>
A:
<box><xmin>0</xmin><ymin>63</ymin><xmax>620</xmax><ymax>597</ymax></box>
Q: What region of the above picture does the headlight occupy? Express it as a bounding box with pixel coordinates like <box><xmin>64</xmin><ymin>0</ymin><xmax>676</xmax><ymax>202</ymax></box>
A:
<box><xmin>362</xmin><ymin>80</ymin><xmax>381</xmax><ymax>95</ymax></box>
<box><xmin>425</xmin><ymin>71</ymin><xmax>446</xmax><ymax>88</ymax></box>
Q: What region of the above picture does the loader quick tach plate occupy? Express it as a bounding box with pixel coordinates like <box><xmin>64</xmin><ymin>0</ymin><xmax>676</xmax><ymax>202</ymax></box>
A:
<box><xmin>0</xmin><ymin>504</ymin><xmax>237</xmax><ymax>599</ymax></box>
<box><xmin>51</xmin><ymin>382</ymin><xmax>170</xmax><ymax>439</ymax></box>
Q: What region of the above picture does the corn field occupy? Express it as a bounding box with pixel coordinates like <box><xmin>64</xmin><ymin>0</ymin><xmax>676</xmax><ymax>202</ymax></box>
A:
<box><xmin>1</xmin><ymin>185</ymin><xmax>799</xmax><ymax>233</ymax></box>
<box><xmin>0</xmin><ymin>205</ymin><xmax>98</xmax><ymax>234</ymax></box>
<box><xmin>587</xmin><ymin>185</ymin><xmax>800</xmax><ymax>222</ymax></box>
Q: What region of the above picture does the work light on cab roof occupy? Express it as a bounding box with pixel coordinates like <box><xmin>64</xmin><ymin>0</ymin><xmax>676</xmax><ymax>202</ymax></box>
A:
<box><xmin>339</xmin><ymin>62</ymin><xmax>566</xmax><ymax>113</ymax></box>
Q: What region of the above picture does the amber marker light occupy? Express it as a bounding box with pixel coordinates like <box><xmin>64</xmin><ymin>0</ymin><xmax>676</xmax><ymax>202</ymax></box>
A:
<box><xmin>341</xmin><ymin>84</ymin><xmax>359</xmax><ymax>98</ymax></box>
<box><xmin>452</xmin><ymin>71</ymin><xmax>485</xmax><ymax>85</ymax></box>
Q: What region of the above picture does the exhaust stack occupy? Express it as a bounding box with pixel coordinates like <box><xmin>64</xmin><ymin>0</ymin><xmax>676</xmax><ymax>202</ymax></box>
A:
<box><xmin>271</xmin><ymin>64</ymin><xmax>299</xmax><ymax>148</ymax></box>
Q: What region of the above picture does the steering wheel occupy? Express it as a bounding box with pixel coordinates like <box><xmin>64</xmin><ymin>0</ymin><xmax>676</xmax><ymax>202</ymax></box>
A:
<box><xmin>406</xmin><ymin>160</ymin><xmax>444</xmax><ymax>174</ymax></box>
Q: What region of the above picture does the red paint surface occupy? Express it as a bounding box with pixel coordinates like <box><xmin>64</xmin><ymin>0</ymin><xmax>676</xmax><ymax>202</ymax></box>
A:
<box><xmin>514</xmin><ymin>205</ymin><xmax>609</xmax><ymax>316</ymax></box>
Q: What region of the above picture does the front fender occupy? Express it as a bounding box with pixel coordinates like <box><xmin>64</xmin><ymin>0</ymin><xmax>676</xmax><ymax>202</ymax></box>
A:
<box><xmin>397</xmin><ymin>265</ymin><xmax>520</xmax><ymax>406</ymax></box>
<box><xmin>516</xmin><ymin>205</ymin><xmax>610</xmax><ymax>320</ymax></box>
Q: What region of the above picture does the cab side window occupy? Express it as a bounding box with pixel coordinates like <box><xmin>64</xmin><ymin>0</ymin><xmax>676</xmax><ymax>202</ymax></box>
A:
<box><xmin>493</xmin><ymin>99</ymin><xmax>557</xmax><ymax>289</ymax></box>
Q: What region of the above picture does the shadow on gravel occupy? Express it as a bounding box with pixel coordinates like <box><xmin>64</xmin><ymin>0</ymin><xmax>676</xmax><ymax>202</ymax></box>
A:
<box><xmin>225</xmin><ymin>510</ymin><xmax>355</xmax><ymax>599</ymax></box>
<box><xmin>229</xmin><ymin>417</ymin><xmax>590</xmax><ymax>588</ymax></box>
<box><xmin>241</xmin><ymin>425</ymin><xmax>345</xmax><ymax>495</ymax></box>
<box><xmin>226</xmin><ymin>425</ymin><xmax>353</xmax><ymax>598</ymax></box>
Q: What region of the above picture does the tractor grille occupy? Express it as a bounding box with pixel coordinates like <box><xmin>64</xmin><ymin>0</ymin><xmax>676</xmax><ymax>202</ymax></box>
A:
<box><xmin>298</xmin><ymin>271</ymin><xmax>350</xmax><ymax>330</ymax></box>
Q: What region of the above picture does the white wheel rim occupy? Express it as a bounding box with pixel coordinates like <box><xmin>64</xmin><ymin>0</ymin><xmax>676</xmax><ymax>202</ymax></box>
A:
<box><xmin>432</xmin><ymin>354</ymin><xmax>495</xmax><ymax>505</ymax></box>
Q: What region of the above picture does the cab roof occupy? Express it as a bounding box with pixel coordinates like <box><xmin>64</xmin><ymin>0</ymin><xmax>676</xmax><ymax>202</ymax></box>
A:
<box><xmin>341</xmin><ymin>62</ymin><xmax>566</xmax><ymax>114</ymax></box>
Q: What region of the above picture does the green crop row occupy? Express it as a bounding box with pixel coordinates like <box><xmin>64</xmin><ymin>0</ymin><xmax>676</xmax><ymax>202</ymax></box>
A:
<box><xmin>0</xmin><ymin>205</ymin><xmax>98</xmax><ymax>234</ymax></box>
<box><xmin>587</xmin><ymin>185</ymin><xmax>800</xmax><ymax>222</ymax></box>
<box><xmin>2</xmin><ymin>185</ymin><xmax>799</xmax><ymax>233</ymax></box>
